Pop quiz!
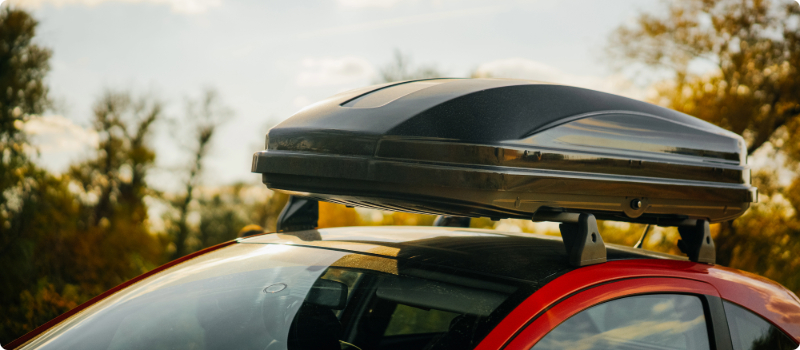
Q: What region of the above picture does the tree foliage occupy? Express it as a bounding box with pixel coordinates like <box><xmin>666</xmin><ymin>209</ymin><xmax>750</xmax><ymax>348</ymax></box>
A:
<box><xmin>1</xmin><ymin>89</ymin><xmax>169</xmax><ymax>342</ymax></box>
<box><xmin>0</xmin><ymin>7</ymin><xmax>60</xmax><ymax>341</ymax></box>
<box><xmin>66</xmin><ymin>90</ymin><xmax>166</xmax><ymax>289</ymax></box>
<box><xmin>0</xmin><ymin>8</ymin><xmax>288</xmax><ymax>344</ymax></box>
<box><xmin>0</xmin><ymin>6</ymin><xmax>49</xmax><ymax>163</ymax></box>
<box><xmin>167</xmin><ymin>89</ymin><xmax>231</xmax><ymax>259</ymax></box>
<box><xmin>608</xmin><ymin>0</ymin><xmax>800</xmax><ymax>293</ymax></box>
<box><xmin>0</xmin><ymin>7</ymin><xmax>50</xmax><ymax>250</ymax></box>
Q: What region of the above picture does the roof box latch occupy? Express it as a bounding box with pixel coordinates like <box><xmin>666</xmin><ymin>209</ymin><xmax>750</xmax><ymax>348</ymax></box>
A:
<box><xmin>559</xmin><ymin>213</ymin><xmax>607</xmax><ymax>267</ymax></box>
<box><xmin>678</xmin><ymin>220</ymin><xmax>716</xmax><ymax>264</ymax></box>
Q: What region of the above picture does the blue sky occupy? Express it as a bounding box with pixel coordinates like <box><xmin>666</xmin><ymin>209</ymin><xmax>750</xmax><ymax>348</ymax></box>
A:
<box><xmin>14</xmin><ymin>0</ymin><xmax>662</xmax><ymax>191</ymax></box>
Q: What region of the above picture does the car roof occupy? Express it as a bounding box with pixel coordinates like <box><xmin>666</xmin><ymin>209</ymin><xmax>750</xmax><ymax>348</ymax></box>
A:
<box><xmin>239</xmin><ymin>226</ymin><xmax>682</xmax><ymax>284</ymax></box>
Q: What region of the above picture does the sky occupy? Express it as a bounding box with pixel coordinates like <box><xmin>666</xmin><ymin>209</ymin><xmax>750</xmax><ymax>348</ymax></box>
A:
<box><xmin>13</xmin><ymin>0</ymin><xmax>664</xmax><ymax>192</ymax></box>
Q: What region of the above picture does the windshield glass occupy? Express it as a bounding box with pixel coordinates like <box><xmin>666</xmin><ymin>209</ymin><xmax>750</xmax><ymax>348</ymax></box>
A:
<box><xmin>21</xmin><ymin>242</ymin><xmax>528</xmax><ymax>350</ymax></box>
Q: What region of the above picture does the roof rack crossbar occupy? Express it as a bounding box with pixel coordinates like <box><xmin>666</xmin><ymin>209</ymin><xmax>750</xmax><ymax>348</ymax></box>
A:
<box><xmin>532</xmin><ymin>211</ymin><xmax>580</xmax><ymax>223</ymax></box>
<box><xmin>559</xmin><ymin>213</ymin><xmax>607</xmax><ymax>267</ymax></box>
<box><xmin>276</xmin><ymin>195</ymin><xmax>319</xmax><ymax>232</ymax></box>
<box><xmin>273</xmin><ymin>196</ymin><xmax>715</xmax><ymax>264</ymax></box>
<box><xmin>677</xmin><ymin>220</ymin><xmax>716</xmax><ymax>264</ymax></box>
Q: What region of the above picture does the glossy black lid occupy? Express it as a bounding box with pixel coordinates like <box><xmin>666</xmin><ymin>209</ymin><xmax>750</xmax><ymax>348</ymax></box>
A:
<box><xmin>269</xmin><ymin>79</ymin><xmax>742</xmax><ymax>159</ymax></box>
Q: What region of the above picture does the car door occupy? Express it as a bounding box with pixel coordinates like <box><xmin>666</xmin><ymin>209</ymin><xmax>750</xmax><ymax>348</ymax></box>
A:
<box><xmin>501</xmin><ymin>277</ymin><xmax>733</xmax><ymax>350</ymax></box>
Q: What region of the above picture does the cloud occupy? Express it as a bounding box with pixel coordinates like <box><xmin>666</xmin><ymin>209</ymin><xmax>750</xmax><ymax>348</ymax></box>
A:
<box><xmin>24</xmin><ymin>115</ymin><xmax>99</xmax><ymax>152</ymax></box>
<box><xmin>292</xmin><ymin>95</ymin><xmax>312</xmax><ymax>109</ymax></box>
<box><xmin>23</xmin><ymin>115</ymin><xmax>99</xmax><ymax>172</ymax></box>
<box><xmin>336</xmin><ymin>0</ymin><xmax>406</xmax><ymax>8</ymax></box>
<box><xmin>7</xmin><ymin>0</ymin><xmax>221</xmax><ymax>14</ymax></box>
<box><xmin>473</xmin><ymin>58</ymin><xmax>646</xmax><ymax>100</ymax></box>
<box><xmin>298</xmin><ymin>5</ymin><xmax>503</xmax><ymax>40</ymax></box>
<box><xmin>296</xmin><ymin>56</ymin><xmax>376</xmax><ymax>87</ymax></box>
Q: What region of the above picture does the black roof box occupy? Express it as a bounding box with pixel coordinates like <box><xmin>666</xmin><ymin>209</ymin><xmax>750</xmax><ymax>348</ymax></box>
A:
<box><xmin>252</xmin><ymin>78</ymin><xmax>757</xmax><ymax>225</ymax></box>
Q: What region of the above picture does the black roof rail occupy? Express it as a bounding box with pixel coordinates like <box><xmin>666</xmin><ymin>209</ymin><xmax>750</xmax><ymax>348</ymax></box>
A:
<box><xmin>273</xmin><ymin>198</ymin><xmax>714</xmax><ymax>265</ymax></box>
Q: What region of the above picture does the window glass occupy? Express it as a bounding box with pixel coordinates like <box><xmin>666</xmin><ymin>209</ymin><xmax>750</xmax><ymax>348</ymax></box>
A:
<box><xmin>532</xmin><ymin>294</ymin><xmax>711</xmax><ymax>350</ymax></box>
<box><xmin>723</xmin><ymin>301</ymin><xmax>797</xmax><ymax>350</ymax></box>
<box><xmin>23</xmin><ymin>244</ymin><xmax>522</xmax><ymax>350</ymax></box>
<box><xmin>384</xmin><ymin>304</ymin><xmax>460</xmax><ymax>336</ymax></box>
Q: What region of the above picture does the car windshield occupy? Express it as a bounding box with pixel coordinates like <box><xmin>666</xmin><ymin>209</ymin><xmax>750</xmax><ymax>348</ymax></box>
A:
<box><xmin>21</xmin><ymin>242</ymin><xmax>529</xmax><ymax>350</ymax></box>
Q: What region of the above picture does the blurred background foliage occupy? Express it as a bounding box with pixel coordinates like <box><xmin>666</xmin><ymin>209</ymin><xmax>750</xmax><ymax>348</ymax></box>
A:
<box><xmin>1</xmin><ymin>0</ymin><xmax>799</xmax><ymax>344</ymax></box>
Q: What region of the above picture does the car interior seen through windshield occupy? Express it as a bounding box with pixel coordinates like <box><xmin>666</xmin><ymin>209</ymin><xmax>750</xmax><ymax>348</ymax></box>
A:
<box><xmin>25</xmin><ymin>243</ymin><xmax>526</xmax><ymax>350</ymax></box>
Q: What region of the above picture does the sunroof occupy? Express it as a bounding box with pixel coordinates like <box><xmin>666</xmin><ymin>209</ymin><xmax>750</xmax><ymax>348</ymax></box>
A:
<box><xmin>341</xmin><ymin>79</ymin><xmax>454</xmax><ymax>108</ymax></box>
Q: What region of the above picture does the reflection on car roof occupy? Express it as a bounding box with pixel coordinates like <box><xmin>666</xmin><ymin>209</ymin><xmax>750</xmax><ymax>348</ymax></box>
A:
<box><xmin>239</xmin><ymin>226</ymin><xmax>683</xmax><ymax>283</ymax></box>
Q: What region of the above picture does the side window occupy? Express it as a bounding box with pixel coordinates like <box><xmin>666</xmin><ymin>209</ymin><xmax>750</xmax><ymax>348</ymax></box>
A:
<box><xmin>383</xmin><ymin>304</ymin><xmax>460</xmax><ymax>336</ymax></box>
<box><xmin>723</xmin><ymin>301</ymin><xmax>797</xmax><ymax>350</ymax></box>
<box><xmin>532</xmin><ymin>294</ymin><xmax>711</xmax><ymax>350</ymax></box>
<box><xmin>297</xmin><ymin>266</ymin><xmax>519</xmax><ymax>350</ymax></box>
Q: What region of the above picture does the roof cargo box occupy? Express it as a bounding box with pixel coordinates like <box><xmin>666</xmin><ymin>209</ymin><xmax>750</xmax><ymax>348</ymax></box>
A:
<box><xmin>252</xmin><ymin>79</ymin><xmax>757</xmax><ymax>225</ymax></box>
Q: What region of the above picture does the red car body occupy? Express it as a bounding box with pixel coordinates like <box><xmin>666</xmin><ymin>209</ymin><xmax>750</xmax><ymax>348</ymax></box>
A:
<box><xmin>6</xmin><ymin>227</ymin><xmax>799</xmax><ymax>350</ymax></box>
<box><xmin>482</xmin><ymin>259</ymin><xmax>800</xmax><ymax>349</ymax></box>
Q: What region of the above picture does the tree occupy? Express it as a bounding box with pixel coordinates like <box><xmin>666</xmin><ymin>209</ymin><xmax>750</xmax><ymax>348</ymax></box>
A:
<box><xmin>376</xmin><ymin>49</ymin><xmax>443</xmax><ymax>83</ymax></box>
<box><xmin>167</xmin><ymin>89</ymin><xmax>231</xmax><ymax>259</ymax></box>
<box><xmin>2</xmin><ymin>89</ymin><xmax>168</xmax><ymax>341</ymax></box>
<box><xmin>64</xmin><ymin>90</ymin><xmax>166</xmax><ymax>297</ymax></box>
<box><xmin>0</xmin><ymin>8</ymin><xmax>166</xmax><ymax>340</ymax></box>
<box><xmin>0</xmin><ymin>7</ymin><xmax>50</xmax><ymax>196</ymax></box>
<box><xmin>0</xmin><ymin>6</ymin><xmax>51</xmax><ymax>270</ymax></box>
<box><xmin>0</xmin><ymin>166</ymin><xmax>84</xmax><ymax>343</ymax></box>
<box><xmin>607</xmin><ymin>0</ymin><xmax>800</xmax><ymax>292</ymax></box>
<box><xmin>0</xmin><ymin>7</ymin><xmax>63</xmax><ymax>343</ymax></box>
<box><xmin>195</xmin><ymin>183</ymin><xmax>286</xmax><ymax>247</ymax></box>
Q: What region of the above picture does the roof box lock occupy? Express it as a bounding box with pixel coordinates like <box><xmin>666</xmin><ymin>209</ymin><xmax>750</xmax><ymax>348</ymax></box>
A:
<box><xmin>623</xmin><ymin>197</ymin><xmax>649</xmax><ymax>218</ymax></box>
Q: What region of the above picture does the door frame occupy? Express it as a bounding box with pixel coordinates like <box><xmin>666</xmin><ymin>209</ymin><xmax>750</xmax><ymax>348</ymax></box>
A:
<box><xmin>499</xmin><ymin>277</ymin><xmax>732</xmax><ymax>350</ymax></box>
<box><xmin>474</xmin><ymin>259</ymin><xmax>750</xmax><ymax>350</ymax></box>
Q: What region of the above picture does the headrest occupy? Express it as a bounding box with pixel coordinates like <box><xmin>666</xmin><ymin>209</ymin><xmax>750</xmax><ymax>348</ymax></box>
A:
<box><xmin>305</xmin><ymin>279</ymin><xmax>347</xmax><ymax>310</ymax></box>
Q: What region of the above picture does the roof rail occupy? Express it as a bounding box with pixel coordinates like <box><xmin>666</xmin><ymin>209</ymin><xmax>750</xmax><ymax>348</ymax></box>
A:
<box><xmin>274</xmin><ymin>198</ymin><xmax>715</xmax><ymax>265</ymax></box>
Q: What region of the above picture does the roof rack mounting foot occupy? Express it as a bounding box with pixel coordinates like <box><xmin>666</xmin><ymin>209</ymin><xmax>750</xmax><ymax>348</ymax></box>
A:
<box><xmin>433</xmin><ymin>216</ymin><xmax>471</xmax><ymax>228</ymax></box>
<box><xmin>559</xmin><ymin>213</ymin><xmax>607</xmax><ymax>267</ymax></box>
<box><xmin>276</xmin><ymin>195</ymin><xmax>319</xmax><ymax>232</ymax></box>
<box><xmin>677</xmin><ymin>220</ymin><xmax>716</xmax><ymax>264</ymax></box>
